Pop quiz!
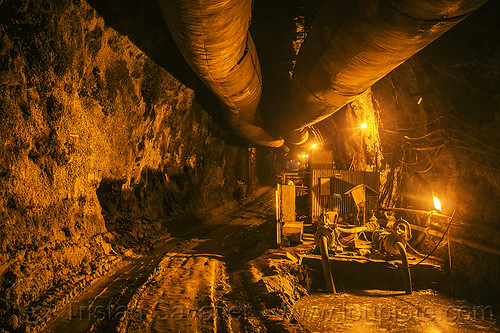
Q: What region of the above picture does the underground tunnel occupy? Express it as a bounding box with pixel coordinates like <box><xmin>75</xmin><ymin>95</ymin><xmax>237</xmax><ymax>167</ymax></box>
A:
<box><xmin>0</xmin><ymin>0</ymin><xmax>499</xmax><ymax>332</ymax></box>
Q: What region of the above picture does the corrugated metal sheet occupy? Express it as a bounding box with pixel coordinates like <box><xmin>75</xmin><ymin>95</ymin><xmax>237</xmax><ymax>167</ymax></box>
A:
<box><xmin>311</xmin><ymin>170</ymin><xmax>379</xmax><ymax>221</ymax></box>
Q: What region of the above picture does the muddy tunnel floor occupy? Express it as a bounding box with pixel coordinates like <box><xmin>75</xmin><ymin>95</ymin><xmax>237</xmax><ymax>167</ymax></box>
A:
<box><xmin>38</xmin><ymin>187</ymin><xmax>298</xmax><ymax>333</ymax></box>
<box><xmin>33</xmin><ymin>187</ymin><xmax>500</xmax><ymax>333</ymax></box>
<box><xmin>294</xmin><ymin>290</ymin><xmax>499</xmax><ymax>333</ymax></box>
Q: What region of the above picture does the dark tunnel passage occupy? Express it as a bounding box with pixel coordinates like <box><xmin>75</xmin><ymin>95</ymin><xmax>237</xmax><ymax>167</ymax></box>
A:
<box><xmin>0</xmin><ymin>0</ymin><xmax>500</xmax><ymax>332</ymax></box>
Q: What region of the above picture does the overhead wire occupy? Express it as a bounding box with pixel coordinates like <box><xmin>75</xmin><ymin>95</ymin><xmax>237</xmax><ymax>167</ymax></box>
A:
<box><xmin>449</xmin><ymin>136</ymin><xmax>500</xmax><ymax>156</ymax></box>
<box><xmin>398</xmin><ymin>148</ymin><xmax>446</xmax><ymax>174</ymax></box>
<box><xmin>451</xmin><ymin>142</ymin><xmax>500</xmax><ymax>158</ymax></box>
<box><xmin>378</xmin><ymin>115</ymin><xmax>498</xmax><ymax>266</ymax></box>
<box><xmin>408</xmin><ymin>146</ymin><xmax>446</xmax><ymax>174</ymax></box>
<box><xmin>394</xmin><ymin>124</ymin><xmax>499</xmax><ymax>173</ymax></box>
<box><xmin>446</xmin><ymin>113</ymin><xmax>497</xmax><ymax>141</ymax></box>
<box><xmin>400</xmin><ymin>145</ymin><xmax>445</xmax><ymax>166</ymax></box>
<box><xmin>402</xmin><ymin>128</ymin><xmax>449</xmax><ymax>141</ymax></box>
<box><xmin>383</xmin><ymin>114</ymin><xmax>448</xmax><ymax>133</ymax></box>
<box><xmin>447</xmin><ymin>129</ymin><xmax>500</xmax><ymax>153</ymax></box>
<box><xmin>450</xmin><ymin>146</ymin><xmax>500</xmax><ymax>171</ymax></box>
<box><xmin>383</xmin><ymin>115</ymin><xmax>500</xmax><ymax>154</ymax></box>
<box><xmin>379</xmin><ymin>113</ymin><xmax>498</xmax><ymax>213</ymax></box>
<box><xmin>406</xmin><ymin>145</ymin><xmax>445</xmax><ymax>152</ymax></box>
<box><xmin>385</xmin><ymin>113</ymin><xmax>498</xmax><ymax>142</ymax></box>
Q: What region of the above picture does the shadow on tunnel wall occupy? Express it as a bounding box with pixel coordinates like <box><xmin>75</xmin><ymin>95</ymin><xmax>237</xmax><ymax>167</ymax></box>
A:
<box><xmin>95</xmin><ymin>166</ymin><xmax>277</xmax><ymax>261</ymax></box>
<box><xmin>87</xmin><ymin>0</ymin><xmax>249</xmax><ymax>147</ymax></box>
<box><xmin>96</xmin><ymin>168</ymin><xmax>206</xmax><ymax>251</ymax></box>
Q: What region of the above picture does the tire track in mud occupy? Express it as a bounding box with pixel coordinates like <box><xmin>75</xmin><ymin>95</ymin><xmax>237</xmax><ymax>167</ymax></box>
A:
<box><xmin>41</xmin><ymin>239</ymin><xmax>193</xmax><ymax>333</ymax></box>
<box><xmin>124</xmin><ymin>254</ymin><xmax>225</xmax><ymax>332</ymax></box>
<box><xmin>117</xmin><ymin>188</ymin><xmax>274</xmax><ymax>333</ymax></box>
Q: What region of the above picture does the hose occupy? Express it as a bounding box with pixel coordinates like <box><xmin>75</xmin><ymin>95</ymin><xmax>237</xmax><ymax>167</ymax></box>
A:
<box><xmin>395</xmin><ymin>241</ymin><xmax>412</xmax><ymax>295</ymax></box>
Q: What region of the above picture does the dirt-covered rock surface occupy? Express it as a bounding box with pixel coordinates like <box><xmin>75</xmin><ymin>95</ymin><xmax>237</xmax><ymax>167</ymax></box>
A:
<box><xmin>240</xmin><ymin>250</ymin><xmax>312</xmax><ymax>333</ymax></box>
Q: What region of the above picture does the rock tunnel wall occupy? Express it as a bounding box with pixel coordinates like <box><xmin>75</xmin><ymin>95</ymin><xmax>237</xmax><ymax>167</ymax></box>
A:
<box><xmin>0</xmin><ymin>0</ymin><xmax>277</xmax><ymax>328</ymax></box>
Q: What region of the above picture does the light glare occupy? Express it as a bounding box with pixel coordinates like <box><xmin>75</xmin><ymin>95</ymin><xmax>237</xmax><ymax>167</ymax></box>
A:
<box><xmin>433</xmin><ymin>195</ymin><xmax>442</xmax><ymax>211</ymax></box>
<box><xmin>361</xmin><ymin>123</ymin><xmax>367</xmax><ymax>129</ymax></box>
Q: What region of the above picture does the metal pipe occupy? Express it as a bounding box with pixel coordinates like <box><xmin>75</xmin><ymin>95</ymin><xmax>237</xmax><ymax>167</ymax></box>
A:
<box><xmin>273</xmin><ymin>0</ymin><xmax>488</xmax><ymax>145</ymax></box>
<box><xmin>158</xmin><ymin>0</ymin><xmax>283</xmax><ymax>147</ymax></box>
<box><xmin>385</xmin><ymin>207</ymin><xmax>500</xmax><ymax>243</ymax></box>
<box><xmin>383</xmin><ymin>207</ymin><xmax>450</xmax><ymax>219</ymax></box>
<box><xmin>319</xmin><ymin>235</ymin><xmax>336</xmax><ymax>293</ymax></box>
<box><xmin>408</xmin><ymin>223</ymin><xmax>500</xmax><ymax>257</ymax></box>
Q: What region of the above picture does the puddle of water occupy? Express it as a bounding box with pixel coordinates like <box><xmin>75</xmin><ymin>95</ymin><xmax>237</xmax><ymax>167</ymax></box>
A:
<box><xmin>292</xmin><ymin>290</ymin><xmax>499</xmax><ymax>332</ymax></box>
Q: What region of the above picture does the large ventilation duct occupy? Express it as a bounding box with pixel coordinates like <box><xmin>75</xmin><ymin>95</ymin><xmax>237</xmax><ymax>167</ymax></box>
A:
<box><xmin>275</xmin><ymin>0</ymin><xmax>487</xmax><ymax>145</ymax></box>
<box><xmin>157</xmin><ymin>0</ymin><xmax>283</xmax><ymax>147</ymax></box>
